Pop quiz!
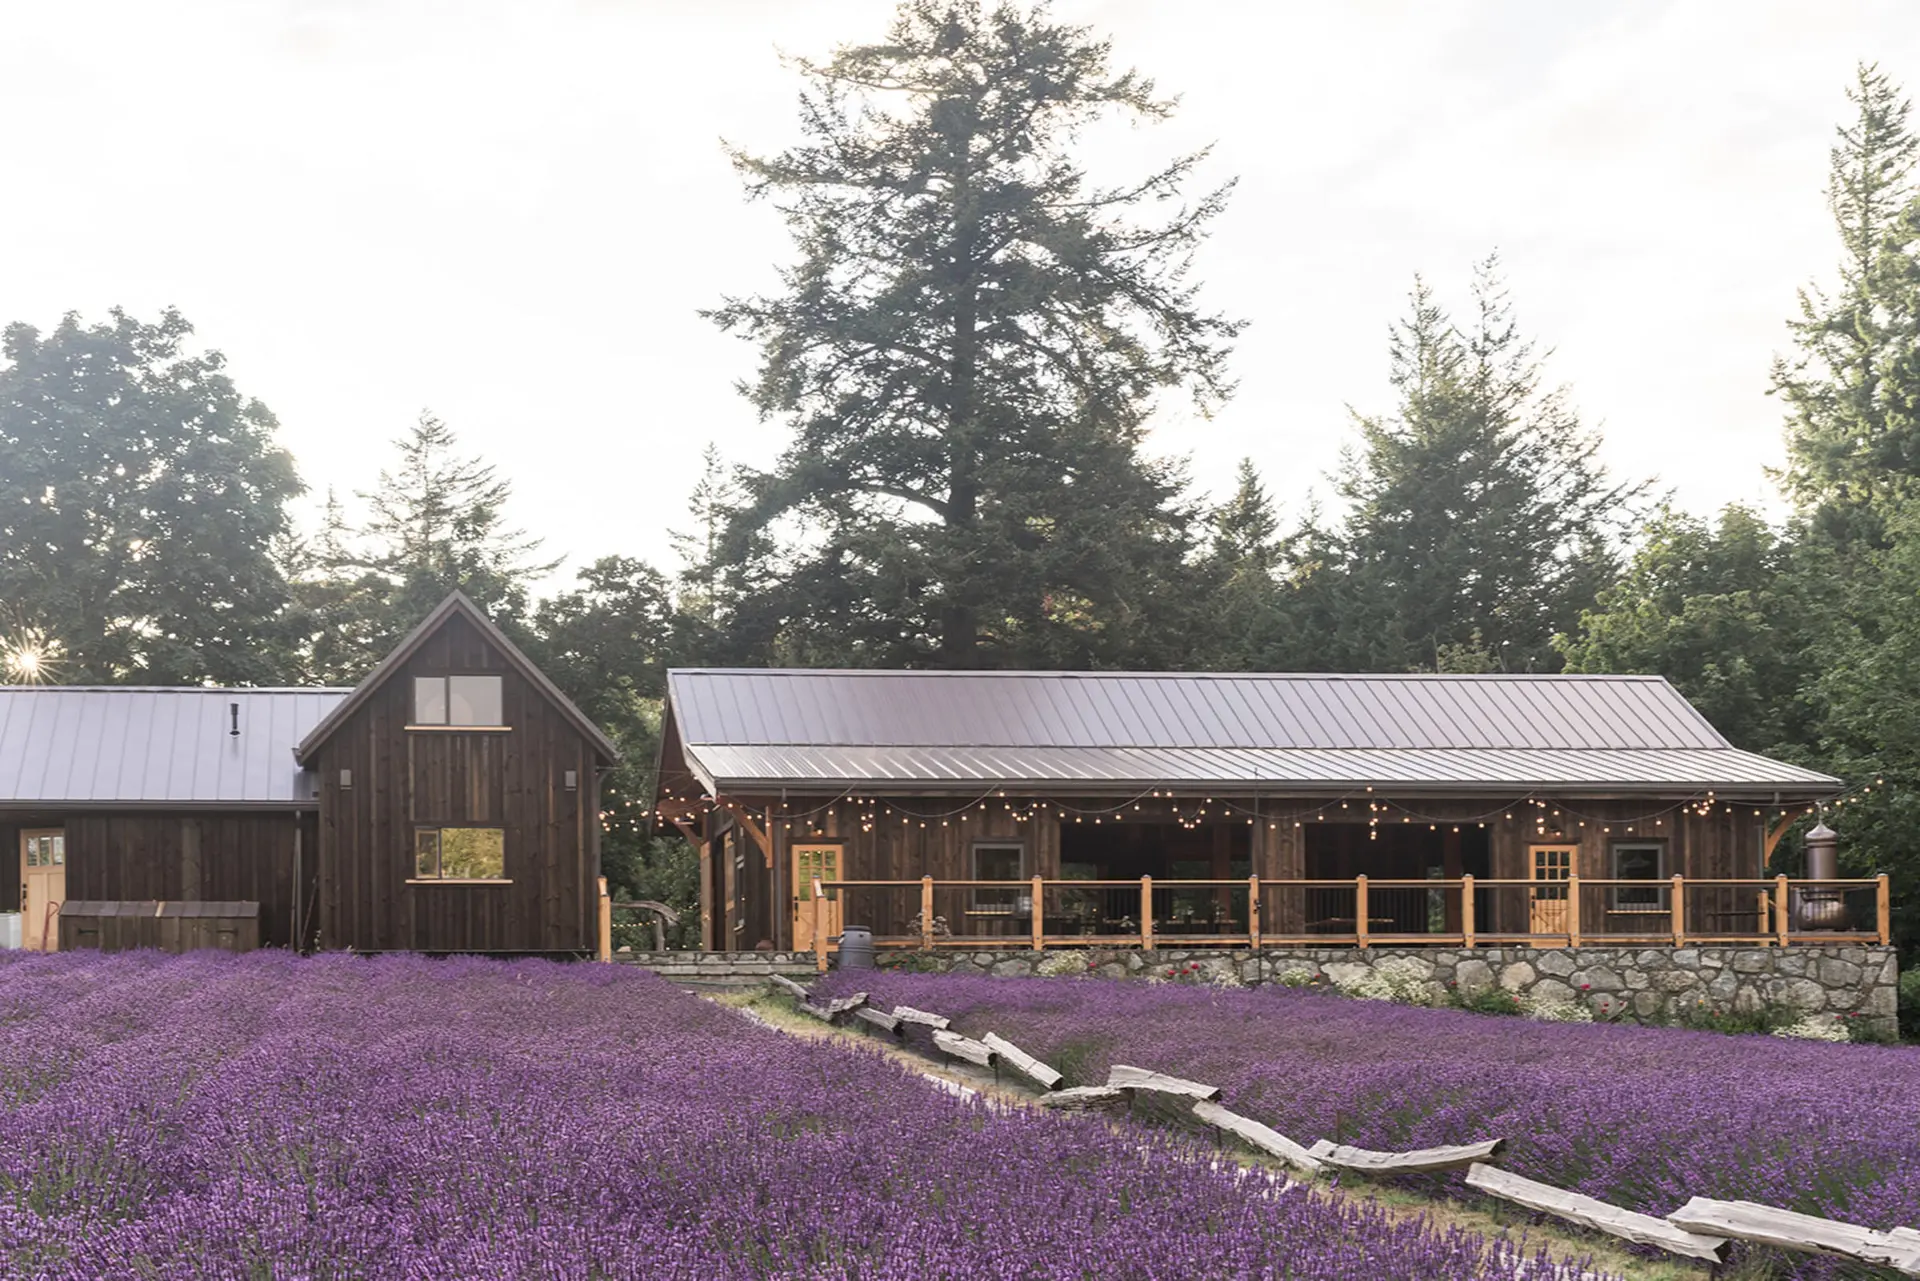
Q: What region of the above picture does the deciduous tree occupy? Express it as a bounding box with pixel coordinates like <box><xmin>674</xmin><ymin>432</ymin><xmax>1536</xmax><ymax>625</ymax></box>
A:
<box><xmin>0</xmin><ymin>308</ymin><xmax>301</xmax><ymax>684</ymax></box>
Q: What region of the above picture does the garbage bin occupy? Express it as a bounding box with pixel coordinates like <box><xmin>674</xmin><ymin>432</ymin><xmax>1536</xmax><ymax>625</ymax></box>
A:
<box><xmin>835</xmin><ymin>926</ymin><xmax>875</xmax><ymax>971</ymax></box>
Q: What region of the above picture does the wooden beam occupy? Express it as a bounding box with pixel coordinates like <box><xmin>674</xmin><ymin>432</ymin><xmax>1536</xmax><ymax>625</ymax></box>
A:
<box><xmin>731</xmin><ymin>805</ymin><xmax>773</xmax><ymax>869</ymax></box>
<box><xmin>1038</xmin><ymin>1086</ymin><xmax>1128</xmax><ymax>1111</ymax></box>
<box><xmin>1764</xmin><ymin>811</ymin><xmax>1801</xmax><ymax>863</ymax></box>
<box><xmin>932</xmin><ymin>1029</ymin><xmax>997</xmax><ymax>1068</ymax></box>
<box><xmin>1191</xmin><ymin>1101</ymin><xmax>1323</xmax><ymax>1174</ymax></box>
<box><xmin>1307</xmin><ymin>1137</ymin><xmax>1505</xmax><ymax>1175</ymax></box>
<box><xmin>892</xmin><ymin>1005</ymin><xmax>951</xmax><ymax>1030</ymax></box>
<box><xmin>853</xmin><ymin>1006</ymin><xmax>904</xmax><ymax>1037</ymax></box>
<box><xmin>1466</xmin><ymin>1165</ymin><xmax>1730</xmax><ymax>1264</ymax></box>
<box><xmin>1666</xmin><ymin>1197</ymin><xmax>1920</xmax><ymax>1274</ymax></box>
<box><xmin>769</xmin><ymin>974</ymin><xmax>811</xmax><ymax>1000</ymax></box>
<box><xmin>1107</xmin><ymin>1064</ymin><xmax>1221</xmax><ymax>1101</ymax></box>
<box><xmin>981</xmin><ymin>1032</ymin><xmax>1062</xmax><ymax>1089</ymax></box>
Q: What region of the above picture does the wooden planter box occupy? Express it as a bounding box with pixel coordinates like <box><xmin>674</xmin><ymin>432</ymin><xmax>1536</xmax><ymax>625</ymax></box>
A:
<box><xmin>57</xmin><ymin>901</ymin><xmax>260</xmax><ymax>954</ymax></box>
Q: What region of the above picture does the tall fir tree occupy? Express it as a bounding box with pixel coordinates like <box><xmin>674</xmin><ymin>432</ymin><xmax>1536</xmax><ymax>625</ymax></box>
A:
<box><xmin>360</xmin><ymin>411</ymin><xmax>554</xmax><ymax>650</ymax></box>
<box><xmin>1333</xmin><ymin>261</ymin><xmax>1635</xmax><ymax>673</ymax></box>
<box><xmin>0</xmin><ymin>308</ymin><xmax>302</xmax><ymax>684</ymax></box>
<box><xmin>706</xmin><ymin>0</ymin><xmax>1236</xmax><ymax>669</ymax></box>
<box><xmin>1775</xmin><ymin>63</ymin><xmax>1920</xmax><ymax>540</ymax></box>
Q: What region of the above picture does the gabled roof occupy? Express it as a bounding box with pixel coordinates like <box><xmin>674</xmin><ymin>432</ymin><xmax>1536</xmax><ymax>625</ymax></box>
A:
<box><xmin>0</xmin><ymin>686</ymin><xmax>348</xmax><ymax>809</ymax></box>
<box><xmin>294</xmin><ymin>592</ymin><xmax>618</xmax><ymax>766</ymax></box>
<box><xmin>664</xmin><ymin>669</ymin><xmax>1840</xmax><ymax>797</ymax></box>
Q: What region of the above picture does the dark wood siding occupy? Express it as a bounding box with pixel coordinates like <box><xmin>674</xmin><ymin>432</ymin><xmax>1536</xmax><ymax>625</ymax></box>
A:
<box><xmin>63</xmin><ymin>812</ymin><xmax>312</xmax><ymax>949</ymax></box>
<box><xmin>0</xmin><ymin>822</ymin><xmax>18</xmax><ymax>913</ymax></box>
<box><xmin>312</xmin><ymin>611</ymin><xmax>599</xmax><ymax>953</ymax></box>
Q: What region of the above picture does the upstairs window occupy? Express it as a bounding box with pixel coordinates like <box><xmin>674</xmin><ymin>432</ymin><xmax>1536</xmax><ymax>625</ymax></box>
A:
<box><xmin>413</xmin><ymin>675</ymin><xmax>503</xmax><ymax>727</ymax></box>
<box><xmin>414</xmin><ymin>827</ymin><xmax>506</xmax><ymax>881</ymax></box>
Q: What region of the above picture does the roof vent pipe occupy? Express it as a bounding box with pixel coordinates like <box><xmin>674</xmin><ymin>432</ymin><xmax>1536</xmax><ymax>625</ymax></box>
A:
<box><xmin>229</xmin><ymin>702</ymin><xmax>241</xmax><ymax>737</ymax></box>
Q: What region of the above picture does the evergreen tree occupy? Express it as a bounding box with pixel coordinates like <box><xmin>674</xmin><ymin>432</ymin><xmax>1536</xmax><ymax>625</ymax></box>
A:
<box><xmin>1775</xmin><ymin>63</ymin><xmax>1920</xmax><ymax>538</ymax></box>
<box><xmin>0</xmin><ymin>308</ymin><xmax>301</xmax><ymax>684</ymax></box>
<box><xmin>706</xmin><ymin>0</ymin><xmax>1237</xmax><ymax>669</ymax></box>
<box><xmin>360</xmin><ymin>411</ymin><xmax>554</xmax><ymax>631</ymax></box>
<box><xmin>1334</xmin><ymin>261</ymin><xmax>1636</xmax><ymax>673</ymax></box>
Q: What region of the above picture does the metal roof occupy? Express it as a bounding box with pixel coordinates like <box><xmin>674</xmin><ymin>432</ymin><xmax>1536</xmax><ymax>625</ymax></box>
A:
<box><xmin>0</xmin><ymin>687</ymin><xmax>348</xmax><ymax>809</ymax></box>
<box><xmin>665</xmin><ymin>670</ymin><xmax>1840</xmax><ymax>796</ymax></box>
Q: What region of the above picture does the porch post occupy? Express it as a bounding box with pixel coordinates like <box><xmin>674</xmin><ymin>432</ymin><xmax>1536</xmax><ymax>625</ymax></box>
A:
<box><xmin>1670</xmin><ymin>874</ymin><xmax>1685</xmax><ymax>947</ymax></box>
<box><xmin>596</xmin><ymin>876</ymin><xmax>612</xmax><ymax>962</ymax></box>
<box><xmin>1566</xmin><ymin>872</ymin><xmax>1580</xmax><ymax>948</ymax></box>
<box><xmin>921</xmin><ymin>876</ymin><xmax>935</xmax><ymax>950</ymax></box>
<box><xmin>1877</xmin><ymin>872</ymin><xmax>1891</xmax><ymax>946</ymax></box>
<box><xmin>1140</xmin><ymin>876</ymin><xmax>1153</xmax><ymax>951</ymax></box>
<box><xmin>1248</xmin><ymin>875</ymin><xmax>1261</xmax><ymax>949</ymax></box>
<box><xmin>1031</xmin><ymin>875</ymin><xmax>1045</xmax><ymax>952</ymax></box>
<box><xmin>1774</xmin><ymin>874</ymin><xmax>1790</xmax><ymax>948</ymax></box>
<box><xmin>814</xmin><ymin>879</ymin><xmax>828</xmax><ymax>973</ymax></box>
<box><xmin>1461</xmin><ymin>875</ymin><xmax>1475</xmax><ymax>948</ymax></box>
<box><xmin>1355</xmin><ymin>875</ymin><xmax>1369</xmax><ymax>950</ymax></box>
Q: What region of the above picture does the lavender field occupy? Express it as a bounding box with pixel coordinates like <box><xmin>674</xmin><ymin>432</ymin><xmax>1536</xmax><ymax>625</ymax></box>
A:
<box><xmin>817</xmin><ymin>970</ymin><xmax>1920</xmax><ymax>1278</ymax></box>
<box><xmin>0</xmin><ymin>952</ymin><xmax>1599</xmax><ymax>1280</ymax></box>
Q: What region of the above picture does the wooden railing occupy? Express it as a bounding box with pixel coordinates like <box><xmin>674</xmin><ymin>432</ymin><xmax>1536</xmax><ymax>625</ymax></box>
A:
<box><xmin>809</xmin><ymin>874</ymin><xmax>1890</xmax><ymax>971</ymax></box>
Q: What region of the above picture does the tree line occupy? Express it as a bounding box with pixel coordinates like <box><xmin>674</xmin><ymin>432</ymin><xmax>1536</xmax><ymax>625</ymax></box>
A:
<box><xmin>0</xmin><ymin>4</ymin><xmax>1915</xmax><ymax>953</ymax></box>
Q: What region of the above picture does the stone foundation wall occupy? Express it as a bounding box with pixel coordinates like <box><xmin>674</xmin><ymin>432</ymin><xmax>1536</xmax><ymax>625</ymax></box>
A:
<box><xmin>612</xmin><ymin>944</ymin><xmax>1900</xmax><ymax>1035</ymax></box>
<box><xmin>612</xmin><ymin>950</ymin><xmax>818</xmax><ymax>985</ymax></box>
<box><xmin>873</xmin><ymin>945</ymin><xmax>1903</xmax><ymax>1036</ymax></box>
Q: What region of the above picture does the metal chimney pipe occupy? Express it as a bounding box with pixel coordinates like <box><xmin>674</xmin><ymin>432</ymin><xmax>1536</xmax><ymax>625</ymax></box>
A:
<box><xmin>229</xmin><ymin>702</ymin><xmax>240</xmax><ymax>737</ymax></box>
<box><xmin>1797</xmin><ymin>822</ymin><xmax>1846</xmax><ymax>930</ymax></box>
<box><xmin>1804</xmin><ymin>822</ymin><xmax>1838</xmax><ymax>881</ymax></box>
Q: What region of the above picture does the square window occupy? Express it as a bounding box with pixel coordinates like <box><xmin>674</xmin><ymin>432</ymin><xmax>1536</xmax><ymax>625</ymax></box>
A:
<box><xmin>413</xmin><ymin>828</ymin><xmax>505</xmax><ymax>880</ymax></box>
<box><xmin>448</xmin><ymin>676</ymin><xmax>502</xmax><ymax>726</ymax></box>
<box><xmin>1611</xmin><ymin>842</ymin><xmax>1664</xmax><ymax>908</ymax></box>
<box><xmin>414</xmin><ymin>677</ymin><xmax>448</xmax><ymax>725</ymax></box>
<box><xmin>972</xmin><ymin>843</ymin><xmax>1024</xmax><ymax>911</ymax></box>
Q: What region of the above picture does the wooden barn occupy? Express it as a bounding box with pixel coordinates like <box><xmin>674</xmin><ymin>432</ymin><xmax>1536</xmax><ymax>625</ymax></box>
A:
<box><xmin>0</xmin><ymin>592</ymin><xmax>616</xmax><ymax>955</ymax></box>
<box><xmin>653</xmin><ymin>670</ymin><xmax>1880</xmax><ymax>956</ymax></box>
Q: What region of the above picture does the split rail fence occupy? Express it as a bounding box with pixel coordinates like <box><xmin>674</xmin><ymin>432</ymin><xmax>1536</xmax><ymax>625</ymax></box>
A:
<box><xmin>765</xmin><ymin>976</ymin><xmax>1920</xmax><ymax>1274</ymax></box>
<box><xmin>806</xmin><ymin>874</ymin><xmax>1890</xmax><ymax>969</ymax></box>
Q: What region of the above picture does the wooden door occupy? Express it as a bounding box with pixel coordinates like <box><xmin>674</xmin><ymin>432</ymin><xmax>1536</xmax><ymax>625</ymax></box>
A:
<box><xmin>1528</xmin><ymin>844</ymin><xmax>1574</xmax><ymax>937</ymax></box>
<box><xmin>20</xmin><ymin>829</ymin><xmax>65</xmax><ymax>952</ymax></box>
<box><xmin>791</xmin><ymin>843</ymin><xmax>842</xmax><ymax>953</ymax></box>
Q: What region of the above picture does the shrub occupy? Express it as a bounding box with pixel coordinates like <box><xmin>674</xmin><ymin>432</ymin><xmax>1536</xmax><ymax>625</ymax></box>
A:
<box><xmin>1772</xmin><ymin>1015</ymin><xmax>1851</xmax><ymax>1043</ymax></box>
<box><xmin>1901</xmin><ymin>967</ymin><xmax>1920</xmax><ymax>1042</ymax></box>
<box><xmin>1524</xmin><ymin>996</ymin><xmax>1594</xmax><ymax>1023</ymax></box>
<box><xmin>1453</xmin><ymin>985</ymin><xmax>1525</xmax><ymax>1016</ymax></box>
<box><xmin>1035</xmin><ymin>950</ymin><xmax>1091</xmax><ymax>978</ymax></box>
<box><xmin>1332</xmin><ymin>957</ymin><xmax>1432</xmax><ymax>1004</ymax></box>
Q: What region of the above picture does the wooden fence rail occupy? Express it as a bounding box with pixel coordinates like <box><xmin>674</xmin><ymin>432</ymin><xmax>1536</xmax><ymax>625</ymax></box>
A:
<box><xmin>808</xmin><ymin>875</ymin><xmax>1889</xmax><ymax>966</ymax></box>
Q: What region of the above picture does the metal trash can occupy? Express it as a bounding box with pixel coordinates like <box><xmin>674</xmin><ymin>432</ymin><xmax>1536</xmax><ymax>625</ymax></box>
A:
<box><xmin>835</xmin><ymin>925</ymin><xmax>875</xmax><ymax>970</ymax></box>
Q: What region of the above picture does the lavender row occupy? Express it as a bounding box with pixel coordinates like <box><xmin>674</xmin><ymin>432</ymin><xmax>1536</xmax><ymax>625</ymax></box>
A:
<box><xmin>0</xmin><ymin>951</ymin><xmax>1596</xmax><ymax>1279</ymax></box>
<box><xmin>817</xmin><ymin>970</ymin><xmax>1920</xmax><ymax>1277</ymax></box>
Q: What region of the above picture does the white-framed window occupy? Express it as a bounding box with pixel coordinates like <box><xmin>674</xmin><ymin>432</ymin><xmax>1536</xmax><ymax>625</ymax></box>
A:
<box><xmin>412</xmin><ymin>675</ymin><xmax>504</xmax><ymax>727</ymax></box>
<box><xmin>1610</xmin><ymin>842</ymin><xmax>1665</xmax><ymax>909</ymax></box>
<box><xmin>972</xmin><ymin>842</ymin><xmax>1026</xmax><ymax>912</ymax></box>
<box><xmin>413</xmin><ymin>827</ymin><xmax>507</xmax><ymax>881</ymax></box>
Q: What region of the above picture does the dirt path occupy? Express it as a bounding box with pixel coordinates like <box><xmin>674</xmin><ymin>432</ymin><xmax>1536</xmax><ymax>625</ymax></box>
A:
<box><xmin>710</xmin><ymin>990</ymin><xmax>1721</xmax><ymax>1281</ymax></box>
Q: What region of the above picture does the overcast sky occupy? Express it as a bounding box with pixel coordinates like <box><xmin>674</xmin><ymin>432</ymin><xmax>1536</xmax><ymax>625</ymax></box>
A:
<box><xmin>0</xmin><ymin>0</ymin><xmax>1913</xmax><ymax>589</ymax></box>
